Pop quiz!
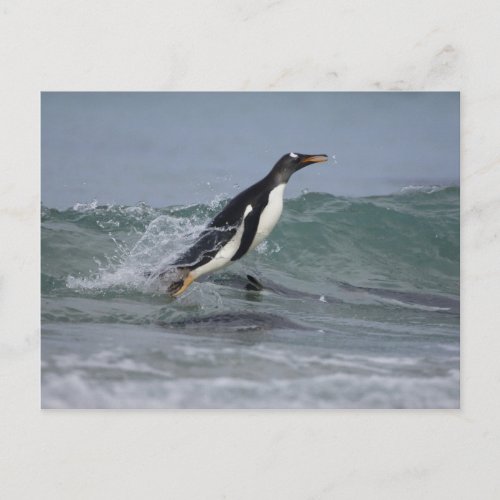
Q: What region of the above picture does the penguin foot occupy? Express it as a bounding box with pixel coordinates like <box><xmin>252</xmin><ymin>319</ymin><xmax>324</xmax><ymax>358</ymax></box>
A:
<box><xmin>169</xmin><ymin>273</ymin><xmax>194</xmax><ymax>297</ymax></box>
<box><xmin>245</xmin><ymin>274</ymin><xmax>264</xmax><ymax>292</ymax></box>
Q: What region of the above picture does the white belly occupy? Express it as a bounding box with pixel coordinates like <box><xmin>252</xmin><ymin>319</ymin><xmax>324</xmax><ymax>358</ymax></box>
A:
<box><xmin>191</xmin><ymin>204</ymin><xmax>253</xmax><ymax>279</ymax></box>
<box><xmin>249</xmin><ymin>183</ymin><xmax>285</xmax><ymax>251</ymax></box>
<box><xmin>191</xmin><ymin>184</ymin><xmax>285</xmax><ymax>280</ymax></box>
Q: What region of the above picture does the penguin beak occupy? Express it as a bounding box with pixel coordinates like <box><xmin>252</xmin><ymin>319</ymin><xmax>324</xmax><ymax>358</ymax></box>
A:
<box><xmin>300</xmin><ymin>155</ymin><xmax>329</xmax><ymax>164</ymax></box>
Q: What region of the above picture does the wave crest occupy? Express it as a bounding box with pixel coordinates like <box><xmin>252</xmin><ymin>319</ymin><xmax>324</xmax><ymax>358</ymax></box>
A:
<box><xmin>42</xmin><ymin>187</ymin><xmax>459</xmax><ymax>297</ymax></box>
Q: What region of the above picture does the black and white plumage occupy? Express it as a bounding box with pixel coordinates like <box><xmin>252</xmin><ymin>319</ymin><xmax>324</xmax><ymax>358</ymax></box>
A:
<box><xmin>165</xmin><ymin>152</ymin><xmax>328</xmax><ymax>296</ymax></box>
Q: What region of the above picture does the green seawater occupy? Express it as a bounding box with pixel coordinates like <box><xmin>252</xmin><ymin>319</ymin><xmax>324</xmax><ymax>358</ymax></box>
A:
<box><xmin>41</xmin><ymin>187</ymin><xmax>459</xmax><ymax>408</ymax></box>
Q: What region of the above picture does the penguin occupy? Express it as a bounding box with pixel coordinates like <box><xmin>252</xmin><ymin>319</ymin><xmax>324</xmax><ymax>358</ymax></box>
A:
<box><xmin>163</xmin><ymin>152</ymin><xmax>328</xmax><ymax>296</ymax></box>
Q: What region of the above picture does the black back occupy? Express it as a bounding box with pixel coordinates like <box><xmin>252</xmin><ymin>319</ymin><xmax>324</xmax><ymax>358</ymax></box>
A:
<box><xmin>172</xmin><ymin>177</ymin><xmax>273</xmax><ymax>270</ymax></box>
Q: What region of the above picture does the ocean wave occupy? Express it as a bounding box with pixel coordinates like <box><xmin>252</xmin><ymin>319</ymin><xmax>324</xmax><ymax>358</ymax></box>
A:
<box><xmin>41</xmin><ymin>188</ymin><xmax>460</xmax><ymax>409</ymax></box>
<box><xmin>399</xmin><ymin>184</ymin><xmax>453</xmax><ymax>194</ymax></box>
<box><xmin>42</xmin><ymin>188</ymin><xmax>459</xmax><ymax>299</ymax></box>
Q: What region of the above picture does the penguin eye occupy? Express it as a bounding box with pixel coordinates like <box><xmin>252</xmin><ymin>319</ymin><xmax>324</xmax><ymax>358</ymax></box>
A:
<box><xmin>289</xmin><ymin>152</ymin><xmax>298</xmax><ymax>159</ymax></box>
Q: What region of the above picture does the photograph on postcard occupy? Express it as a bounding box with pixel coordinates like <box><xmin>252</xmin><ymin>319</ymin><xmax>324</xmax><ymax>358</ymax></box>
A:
<box><xmin>41</xmin><ymin>92</ymin><xmax>459</xmax><ymax>408</ymax></box>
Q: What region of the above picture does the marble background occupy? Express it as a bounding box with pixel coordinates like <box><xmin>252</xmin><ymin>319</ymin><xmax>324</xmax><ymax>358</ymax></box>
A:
<box><xmin>1</xmin><ymin>0</ymin><xmax>499</xmax><ymax>498</ymax></box>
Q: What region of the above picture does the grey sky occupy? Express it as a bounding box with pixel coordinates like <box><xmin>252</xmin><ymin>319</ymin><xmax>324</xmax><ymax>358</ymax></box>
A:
<box><xmin>42</xmin><ymin>92</ymin><xmax>459</xmax><ymax>208</ymax></box>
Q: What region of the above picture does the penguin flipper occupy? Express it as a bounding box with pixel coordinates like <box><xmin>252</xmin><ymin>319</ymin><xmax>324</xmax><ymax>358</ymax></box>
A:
<box><xmin>231</xmin><ymin>204</ymin><xmax>265</xmax><ymax>262</ymax></box>
<box><xmin>173</xmin><ymin>226</ymin><xmax>236</xmax><ymax>269</ymax></box>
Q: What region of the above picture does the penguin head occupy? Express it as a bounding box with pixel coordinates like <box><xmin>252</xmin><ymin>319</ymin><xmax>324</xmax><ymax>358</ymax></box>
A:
<box><xmin>270</xmin><ymin>152</ymin><xmax>329</xmax><ymax>184</ymax></box>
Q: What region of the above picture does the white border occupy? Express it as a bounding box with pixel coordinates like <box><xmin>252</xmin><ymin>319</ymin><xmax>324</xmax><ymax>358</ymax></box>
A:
<box><xmin>2</xmin><ymin>1</ymin><xmax>499</xmax><ymax>498</ymax></box>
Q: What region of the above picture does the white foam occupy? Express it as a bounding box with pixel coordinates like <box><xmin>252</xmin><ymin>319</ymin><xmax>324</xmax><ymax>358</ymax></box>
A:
<box><xmin>66</xmin><ymin>210</ymin><xmax>208</xmax><ymax>294</ymax></box>
<box><xmin>72</xmin><ymin>199</ymin><xmax>99</xmax><ymax>212</ymax></box>
<box><xmin>400</xmin><ymin>185</ymin><xmax>448</xmax><ymax>194</ymax></box>
<box><xmin>255</xmin><ymin>240</ymin><xmax>281</xmax><ymax>255</ymax></box>
<box><xmin>42</xmin><ymin>368</ymin><xmax>460</xmax><ymax>409</ymax></box>
<box><xmin>375</xmin><ymin>297</ymin><xmax>451</xmax><ymax>312</ymax></box>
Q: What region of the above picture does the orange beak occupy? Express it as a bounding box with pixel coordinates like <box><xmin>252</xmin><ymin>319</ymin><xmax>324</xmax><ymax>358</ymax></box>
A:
<box><xmin>300</xmin><ymin>155</ymin><xmax>329</xmax><ymax>164</ymax></box>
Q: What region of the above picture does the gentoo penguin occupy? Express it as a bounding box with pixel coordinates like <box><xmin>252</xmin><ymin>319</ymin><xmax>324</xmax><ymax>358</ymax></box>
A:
<box><xmin>165</xmin><ymin>152</ymin><xmax>328</xmax><ymax>296</ymax></box>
